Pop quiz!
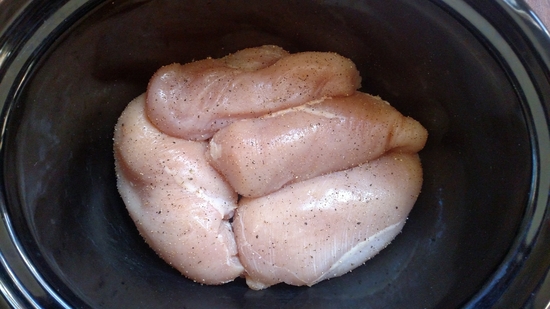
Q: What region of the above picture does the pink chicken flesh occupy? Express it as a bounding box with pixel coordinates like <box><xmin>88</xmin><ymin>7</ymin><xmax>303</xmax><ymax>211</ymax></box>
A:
<box><xmin>234</xmin><ymin>152</ymin><xmax>423</xmax><ymax>289</ymax></box>
<box><xmin>146</xmin><ymin>45</ymin><xmax>361</xmax><ymax>141</ymax></box>
<box><xmin>208</xmin><ymin>92</ymin><xmax>427</xmax><ymax>197</ymax></box>
<box><xmin>114</xmin><ymin>94</ymin><xmax>243</xmax><ymax>284</ymax></box>
<box><xmin>113</xmin><ymin>45</ymin><xmax>427</xmax><ymax>289</ymax></box>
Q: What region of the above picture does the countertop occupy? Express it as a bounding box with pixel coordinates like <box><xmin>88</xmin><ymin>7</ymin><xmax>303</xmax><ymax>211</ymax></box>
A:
<box><xmin>525</xmin><ymin>0</ymin><xmax>550</xmax><ymax>28</ymax></box>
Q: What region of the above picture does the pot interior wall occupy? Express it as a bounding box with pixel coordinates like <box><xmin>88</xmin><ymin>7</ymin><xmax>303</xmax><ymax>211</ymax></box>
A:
<box><xmin>3</xmin><ymin>0</ymin><xmax>532</xmax><ymax>308</ymax></box>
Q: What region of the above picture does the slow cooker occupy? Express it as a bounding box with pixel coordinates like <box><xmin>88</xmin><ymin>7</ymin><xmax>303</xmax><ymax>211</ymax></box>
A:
<box><xmin>0</xmin><ymin>0</ymin><xmax>549</xmax><ymax>308</ymax></box>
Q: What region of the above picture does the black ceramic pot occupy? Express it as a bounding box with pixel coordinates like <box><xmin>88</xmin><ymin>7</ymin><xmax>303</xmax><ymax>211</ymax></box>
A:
<box><xmin>0</xmin><ymin>0</ymin><xmax>549</xmax><ymax>308</ymax></box>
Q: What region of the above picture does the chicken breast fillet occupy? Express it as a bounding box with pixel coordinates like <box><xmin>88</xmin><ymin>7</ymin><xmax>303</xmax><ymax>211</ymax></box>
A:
<box><xmin>233</xmin><ymin>152</ymin><xmax>423</xmax><ymax>290</ymax></box>
<box><xmin>114</xmin><ymin>46</ymin><xmax>427</xmax><ymax>290</ymax></box>
<box><xmin>146</xmin><ymin>45</ymin><xmax>361</xmax><ymax>141</ymax></box>
<box><xmin>114</xmin><ymin>94</ymin><xmax>243</xmax><ymax>284</ymax></box>
<box><xmin>208</xmin><ymin>92</ymin><xmax>428</xmax><ymax>197</ymax></box>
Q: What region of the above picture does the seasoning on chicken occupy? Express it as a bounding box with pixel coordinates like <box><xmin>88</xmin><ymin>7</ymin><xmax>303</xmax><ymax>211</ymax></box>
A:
<box><xmin>114</xmin><ymin>94</ymin><xmax>243</xmax><ymax>284</ymax></box>
<box><xmin>146</xmin><ymin>45</ymin><xmax>361</xmax><ymax>141</ymax></box>
<box><xmin>233</xmin><ymin>152</ymin><xmax>422</xmax><ymax>289</ymax></box>
<box><xmin>208</xmin><ymin>92</ymin><xmax>427</xmax><ymax>197</ymax></box>
<box><xmin>113</xmin><ymin>45</ymin><xmax>427</xmax><ymax>290</ymax></box>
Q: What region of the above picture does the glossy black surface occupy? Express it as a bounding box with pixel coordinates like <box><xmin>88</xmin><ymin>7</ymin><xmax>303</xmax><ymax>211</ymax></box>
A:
<box><xmin>0</xmin><ymin>0</ymin><xmax>548</xmax><ymax>308</ymax></box>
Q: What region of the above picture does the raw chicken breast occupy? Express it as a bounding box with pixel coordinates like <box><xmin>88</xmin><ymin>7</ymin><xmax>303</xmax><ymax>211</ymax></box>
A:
<box><xmin>208</xmin><ymin>92</ymin><xmax>428</xmax><ymax>197</ymax></box>
<box><xmin>233</xmin><ymin>152</ymin><xmax>423</xmax><ymax>290</ymax></box>
<box><xmin>146</xmin><ymin>45</ymin><xmax>361</xmax><ymax>140</ymax></box>
<box><xmin>114</xmin><ymin>46</ymin><xmax>428</xmax><ymax>290</ymax></box>
<box><xmin>114</xmin><ymin>94</ymin><xmax>243</xmax><ymax>284</ymax></box>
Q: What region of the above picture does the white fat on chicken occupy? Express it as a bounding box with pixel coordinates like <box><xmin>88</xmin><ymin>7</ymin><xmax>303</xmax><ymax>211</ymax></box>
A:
<box><xmin>114</xmin><ymin>94</ymin><xmax>243</xmax><ymax>284</ymax></box>
<box><xmin>145</xmin><ymin>45</ymin><xmax>361</xmax><ymax>141</ymax></box>
<box><xmin>208</xmin><ymin>92</ymin><xmax>428</xmax><ymax>197</ymax></box>
<box><xmin>233</xmin><ymin>152</ymin><xmax>423</xmax><ymax>290</ymax></box>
